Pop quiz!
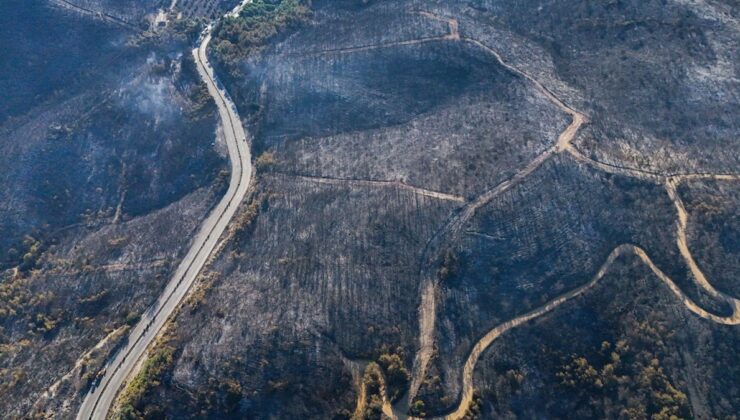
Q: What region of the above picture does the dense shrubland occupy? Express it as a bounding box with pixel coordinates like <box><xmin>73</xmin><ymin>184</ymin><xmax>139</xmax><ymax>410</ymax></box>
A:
<box><xmin>211</xmin><ymin>0</ymin><xmax>310</xmax><ymax>79</ymax></box>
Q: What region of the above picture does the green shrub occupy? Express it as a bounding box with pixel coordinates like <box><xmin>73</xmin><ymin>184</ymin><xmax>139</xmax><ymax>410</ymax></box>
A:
<box><xmin>113</xmin><ymin>346</ymin><xmax>175</xmax><ymax>419</ymax></box>
<box><xmin>124</xmin><ymin>311</ymin><xmax>141</xmax><ymax>326</ymax></box>
<box><xmin>376</xmin><ymin>352</ymin><xmax>410</xmax><ymax>402</ymax></box>
<box><xmin>211</xmin><ymin>0</ymin><xmax>310</xmax><ymax>78</ymax></box>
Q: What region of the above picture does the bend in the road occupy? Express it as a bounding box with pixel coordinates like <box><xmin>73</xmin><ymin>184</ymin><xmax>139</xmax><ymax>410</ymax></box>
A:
<box><xmin>76</xmin><ymin>11</ymin><xmax>253</xmax><ymax>420</ymax></box>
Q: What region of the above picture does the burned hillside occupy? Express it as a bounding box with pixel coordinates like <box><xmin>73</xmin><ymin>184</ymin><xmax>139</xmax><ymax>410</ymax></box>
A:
<box><xmin>2</xmin><ymin>0</ymin><xmax>738</xmax><ymax>418</ymax></box>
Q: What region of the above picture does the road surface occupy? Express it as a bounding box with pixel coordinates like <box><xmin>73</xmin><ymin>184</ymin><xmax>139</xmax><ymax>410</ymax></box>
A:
<box><xmin>76</xmin><ymin>10</ymin><xmax>253</xmax><ymax>420</ymax></box>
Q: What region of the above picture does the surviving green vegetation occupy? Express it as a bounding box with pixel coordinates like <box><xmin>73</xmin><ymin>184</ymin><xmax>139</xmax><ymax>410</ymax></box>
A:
<box><xmin>359</xmin><ymin>362</ymin><xmax>386</xmax><ymax>420</ymax></box>
<box><xmin>211</xmin><ymin>0</ymin><xmax>310</xmax><ymax>78</ymax></box>
<box><xmin>115</xmin><ymin>345</ymin><xmax>176</xmax><ymax>420</ymax></box>
<box><xmin>376</xmin><ymin>351</ymin><xmax>410</xmax><ymax>403</ymax></box>
<box><xmin>554</xmin><ymin>322</ymin><xmax>690</xmax><ymax>420</ymax></box>
<box><xmin>354</xmin><ymin>349</ymin><xmax>411</xmax><ymax>419</ymax></box>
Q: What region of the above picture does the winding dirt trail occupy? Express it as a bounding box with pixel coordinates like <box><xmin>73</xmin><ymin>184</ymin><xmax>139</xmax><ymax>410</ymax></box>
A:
<box><xmin>424</xmin><ymin>171</ymin><xmax>740</xmax><ymax>419</ymax></box>
<box><xmin>407</xmin><ymin>13</ymin><xmax>589</xmax><ymax>404</ymax></box>
<box><xmin>665</xmin><ymin>176</ymin><xmax>740</xmax><ymax>320</ymax></box>
<box><xmin>300</xmin><ymin>10</ymin><xmax>459</xmax><ymax>58</ymax></box>
<box><xmin>445</xmin><ymin>240</ymin><xmax>740</xmax><ymax>420</ymax></box>
<box><xmin>61</xmin><ymin>5</ymin><xmax>738</xmax><ymax>418</ymax></box>
<box><xmin>350</xmin><ymin>363</ymin><xmax>397</xmax><ymax>420</ymax></box>
<box><xmin>233</xmin><ymin>19</ymin><xmax>592</xmax><ymax>405</ymax></box>
<box><xmin>409</xmin><ymin>142</ymin><xmax>561</xmax><ymax>401</ymax></box>
<box><xmin>264</xmin><ymin>9</ymin><xmax>739</xmax><ymax>418</ymax></box>
<box><xmin>363</xmin><ymin>228</ymin><xmax>740</xmax><ymax>420</ymax></box>
<box><xmin>378</xmin><ymin>11</ymin><xmax>740</xmax><ymax>419</ymax></box>
<box><xmin>460</xmin><ymin>37</ymin><xmax>588</xmax><ymax>153</ymax></box>
<box><xmin>565</xmin><ymin>146</ymin><xmax>740</xmax><ymax>318</ymax></box>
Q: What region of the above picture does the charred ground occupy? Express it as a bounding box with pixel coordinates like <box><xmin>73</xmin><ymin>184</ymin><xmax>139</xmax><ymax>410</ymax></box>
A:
<box><xmin>0</xmin><ymin>0</ymin><xmax>240</xmax><ymax>417</ymax></box>
<box><xmin>118</xmin><ymin>0</ymin><xmax>739</xmax><ymax>419</ymax></box>
<box><xmin>2</xmin><ymin>0</ymin><xmax>738</xmax><ymax>419</ymax></box>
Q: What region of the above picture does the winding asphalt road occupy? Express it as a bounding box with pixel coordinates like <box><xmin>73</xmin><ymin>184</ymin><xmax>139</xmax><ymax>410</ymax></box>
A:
<box><xmin>76</xmin><ymin>11</ymin><xmax>252</xmax><ymax>420</ymax></box>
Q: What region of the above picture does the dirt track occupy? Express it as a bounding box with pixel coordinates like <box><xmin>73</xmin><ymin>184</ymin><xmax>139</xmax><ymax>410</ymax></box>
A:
<box><xmin>333</xmin><ymin>10</ymin><xmax>740</xmax><ymax>419</ymax></box>
<box><xmin>408</xmin><ymin>13</ymin><xmax>589</xmax><ymax>405</ymax></box>
<box><xmin>445</xmin><ymin>239</ymin><xmax>740</xmax><ymax>420</ymax></box>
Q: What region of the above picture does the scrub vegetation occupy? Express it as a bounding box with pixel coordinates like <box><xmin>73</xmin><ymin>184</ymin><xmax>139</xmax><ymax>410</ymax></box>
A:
<box><xmin>211</xmin><ymin>0</ymin><xmax>310</xmax><ymax>79</ymax></box>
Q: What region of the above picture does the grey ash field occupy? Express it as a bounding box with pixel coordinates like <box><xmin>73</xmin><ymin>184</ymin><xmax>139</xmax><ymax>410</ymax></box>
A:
<box><xmin>0</xmin><ymin>0</ymin><xmax>739</xmax><ymax>419</ymax></box>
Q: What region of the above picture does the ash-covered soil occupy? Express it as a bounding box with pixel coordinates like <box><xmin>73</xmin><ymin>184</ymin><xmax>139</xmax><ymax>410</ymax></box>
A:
<box><xmin>3</xmin><ymin>0</ymin><xmax>738</xmax><ymax>418</ymax></box>
<box><xmin>135</xmin><ymin>0</ymin><xmax>739</xmax><ymax>418</ymax></box>
<box><xmin>261</xmin><ymin>40</ymin><xmax>567</xmax><ymax>198</ymax></box>
<box><xmin>423</xmin><ymin>154</ymin><xmax>733</xmax><ymax>412</ymax></box>
<box><xmin>461</xmin><ymin>0</ymin><xmax>739</xmax><ymax>174</ymax></box>
<box><xmin>0</xmin><ymin>0</ymin><xmax>239</xmax><ymax>417</ymax></box>
<box><xmin>145</xmin><ymin>175</ymin><xmax>458</xmax><ymax>418</ymax></box>
<box><xmin>473</xmin><ymin>256</ymin><xmax>740</xmax><ymax>419</ymax></box>
<box><xmin>2</xmin><ymin>186</ymin><xmax>220</xmax><ymax>418</ymax></box>
<box><xmin>679</xmin><ymin>180</ymin><xmax>740</xmax><ymax>298</ymax></box>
